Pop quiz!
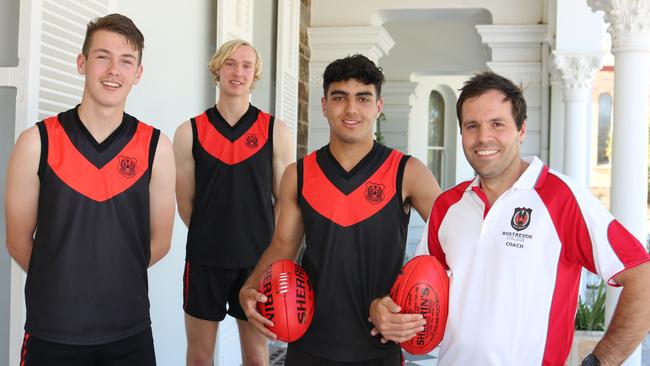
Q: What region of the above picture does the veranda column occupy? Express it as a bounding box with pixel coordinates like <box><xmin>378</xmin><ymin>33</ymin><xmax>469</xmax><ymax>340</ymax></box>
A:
<box><xmin>548</xmin><ymin>72</ymin><xmax>566</xmax><ymax>172</ymax></box>
<box><xmin>307</xmin><ymin>27</ymin><xmax>394</xmax><ymax>152</ymax></box>
<box><xmin>381</xmin><ymin>81</ymin><xmax>417</xmax><ymax>153</ymax></box>
<box><xmin>588</xmin><ymin>1</ymin><xmax>650</xmax><ymax>365</ymax></box>
<box><xmin>550</xmin><ymin>54</ymin><xmax>601</xmax><ymax>187</ymax></box>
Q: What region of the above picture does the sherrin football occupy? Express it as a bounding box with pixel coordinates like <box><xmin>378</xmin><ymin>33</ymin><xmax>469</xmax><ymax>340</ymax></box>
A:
<box><xmin>390</xmin><ymin>255</ymin><xmax>449</xmax><ymax>355</ymax></box>
<box><xmin>257</xmin><ymin>259</ymin><xmax>315</xmax><ymax>342</ymax></box>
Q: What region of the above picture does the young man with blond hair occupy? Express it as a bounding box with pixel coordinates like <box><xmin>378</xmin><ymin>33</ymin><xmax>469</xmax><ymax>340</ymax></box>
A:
<box><xmin>174</xmin><ymin>39</ymin><xmax>294</xmax><ymax>365</ymax></box>
<box><xmin>5</xmin><ymin>13</ymin><xmax>175</xmax><ymax>365</ymax></box>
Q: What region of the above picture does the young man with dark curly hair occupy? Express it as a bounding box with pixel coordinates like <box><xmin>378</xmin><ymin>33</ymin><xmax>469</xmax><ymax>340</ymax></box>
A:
<box><xmin>239</xmin><ymin>54</ymin><xmax>440</xmax><ymax>365</ymax></box>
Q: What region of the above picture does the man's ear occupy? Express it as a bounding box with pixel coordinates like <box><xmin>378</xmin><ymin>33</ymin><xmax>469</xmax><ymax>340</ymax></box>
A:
<box><xmin>76</xmin><ymin>53</ymin><xmax>86</xmax><ymax>75</ymax></box>
<box><xmin>376</xmin><ymin>97</ymin><xmax>384</xmax><ymax>118</ymax></box>
<box><xmin>133</xmin><ymin>64</ymin><xmax>143</xmax><ymax>85</ymax></box>
<box><xmin>518</xmin><ymin>120</ymin><xmax>527</xmax><ymax>144</ymax></box>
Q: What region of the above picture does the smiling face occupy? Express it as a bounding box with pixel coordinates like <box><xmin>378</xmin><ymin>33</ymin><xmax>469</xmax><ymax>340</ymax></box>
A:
<box><xmin>321</xmin><ymin>78</ymin><xmax>383</xmax><ymax>145</ymax></box>
<box><xmin>460</xmin><ymin>89</ymin><xmax>526</xmax><ymax>182</ymax></box>
<box><xmin>77</xmin><ymin>29</ymin><xmax>142</xmax><ymax>110</ymax></box>
<box><xmin>216</xmin><ymin>44</ymin><xmax>257</xmax><ymax>98</ymax></box>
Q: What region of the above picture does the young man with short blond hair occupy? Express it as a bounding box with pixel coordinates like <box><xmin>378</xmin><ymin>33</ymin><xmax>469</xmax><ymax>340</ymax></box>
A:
<box><xmin>174</xmin><ymin>39</ymin><xmax>295</xmax><ymax>366</ymax></box>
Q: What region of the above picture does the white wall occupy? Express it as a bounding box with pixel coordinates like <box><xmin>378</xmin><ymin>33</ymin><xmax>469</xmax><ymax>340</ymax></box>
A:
<box><xmin>114</xmin><ymin>1</ymin><xmax>216</xmax><ymax>365</ymax></box>
<box><xmin>380</xmin><ymin>14</ymin><xmax>491</xmax><ymax>80</ymax></box>
<box><xmin>0</xmin><ymin>0</ymin><xmax>19</xmax><ymax>360</ymax></box>
<box><xmin>555</xmin><ymin>0</ymin><xmax>604</xmax><ymax>53</ymax></box>
<box><xmin>311</xmin><ymin>0</ymin><xmax>543</xmax><ymax>26</ymax></box>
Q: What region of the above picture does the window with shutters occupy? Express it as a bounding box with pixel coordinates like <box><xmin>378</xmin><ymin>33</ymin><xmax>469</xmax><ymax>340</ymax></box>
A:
<box><xmin>38</xmin><ymin>0</ymin><xmax>112</xmax><ymax>119</ymax></box>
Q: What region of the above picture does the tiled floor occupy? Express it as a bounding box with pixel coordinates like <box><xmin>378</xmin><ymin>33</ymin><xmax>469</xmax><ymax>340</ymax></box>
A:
<box><xmin>404</xmin><ymin>349</ymin><xmax>439</xmax><ymax>365</ymax></box>
<box><xmin>268</xmin><ymin>344</ymin><xmax>286</xmax><ymax>366</ymax></box>
<box><xmin>268</xmin><ymin>344</ymin><xmax>439</xmax><ymax>366</ymax></box>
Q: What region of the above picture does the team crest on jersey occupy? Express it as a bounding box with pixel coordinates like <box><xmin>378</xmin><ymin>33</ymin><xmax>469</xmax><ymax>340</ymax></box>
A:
<box><xmin>118</xmin><ymin>155</ymin><xmax>138</xmax><ymax>178</ymax></box>
<box><xmin>245</xmin><ymin>134</ymin><xmax>259</xmax><ymax>148</ymax></box>
<box><xmin>511</xmin><ymin>207</ymin><xmax>532</xmax><ymax>231</ymax></box>
<box><xmin>364</xmin><ymin>182</ymin><xmax>385</xmax><ymax>204</ymax></box>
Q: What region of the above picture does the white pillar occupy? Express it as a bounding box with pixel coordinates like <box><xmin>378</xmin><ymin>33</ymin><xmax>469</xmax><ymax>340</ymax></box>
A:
<box><xmin>476</xmin><ymin>25</ymin><xmax>548</xmax><ymax>159</ymax></box>
<box><xmin>381</xmin><ymin>81</ymin><xmax>417</xmax><ymax>154</ymax></box>
<box><xmin>216</xmin><ymin>0</ymin><xmax>253</xmax><ymax>44</ymax></box>
<box><xmin>549</xmin><ymin>53</ymin><xmax>601</xmax><ymax>187</ymax></box>
<box><xmin>307</xmin><ymin>26</ymin><xmax>395</xmax><ymax>152</ymax></box>
<box><xmin>588</xmin><ymin>1</ymin><xmax>650</xmax><ymax>365</ymax></box>
<box><xmin>548</xmin><ymin>76</ymin><xmax>566</xmax><ymax>172</ymax></box>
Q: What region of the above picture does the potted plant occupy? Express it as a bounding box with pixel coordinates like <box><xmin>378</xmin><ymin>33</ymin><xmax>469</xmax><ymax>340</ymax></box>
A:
<box><xmin>566</xmin><ymin>280</ymin><xmax>606</xmax><ymax>366</ymax></box>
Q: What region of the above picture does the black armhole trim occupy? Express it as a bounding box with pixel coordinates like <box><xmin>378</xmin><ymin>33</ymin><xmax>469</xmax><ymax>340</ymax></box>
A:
<box><xmin>190</xmin><ymin>118</ymin><xmax>199</xmax><ymax>161</ymax></box>
<box><xmin>36</xmin><ymin>121</ymin><xmax>47</xmax><ymax>181</ymax></box>
<box><xmin>269</xmin><ymin>115</ymin><xmax>276</xmax><ymax>189</ymax></box>
<box><xmin>148</xmin><ymin>128</ymin><xmax>161</xmax><ymax>181</ymax></box>
<box><xmin>296</xmin><ymin>158</ymin><xmax>304</xmax><ymax>205</ymax></box>
<box><xmin>396</xmin><ymin>154</ymin><xmax>411</xmax><ymax>218</ymax></box>
<box><xmin>268</xmin><ymin>115</ymin><xmax>275</xmax><ymax>158</ymax></box>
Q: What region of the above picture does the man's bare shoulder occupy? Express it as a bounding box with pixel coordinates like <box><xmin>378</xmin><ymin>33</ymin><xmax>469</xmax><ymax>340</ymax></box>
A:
<box><xmin>172</xmin><ymin>120</ymin><xmax>193</xmax><ymax>154</ymax></box>
<box><xmin>13</xmin><ymin>126</ymin><xmax>42</xmax><ymax>162</ymax></box>
<box><xmin>174</xmin><ymin>119</ymin><xmax>192</xmax><ymax>138</ymax></box>
<box><xmin>403</xmin><ymin>155</ymin><xmax>429</xmax><ymax>178</ymax></box>
<box><xmin>283</xmin><ymin>161</ymin><xmax>298</xmax><ymax>178</ymax></box>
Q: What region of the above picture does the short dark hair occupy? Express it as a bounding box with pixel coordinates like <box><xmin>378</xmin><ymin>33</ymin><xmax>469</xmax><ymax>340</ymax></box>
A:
<box><xmin>82</xmin><ymin>13</ymin><xmax>145</xmax><ymax>64</ymax></box>
<box><xmin>456</xmin><ymin>71</ymin><xmax>527</xmax><ymax>131</ymax></box>
<box><xmin>322</xmin><ymin>54</ymin><xmax>385</xmax><ymax>98</ymax></box>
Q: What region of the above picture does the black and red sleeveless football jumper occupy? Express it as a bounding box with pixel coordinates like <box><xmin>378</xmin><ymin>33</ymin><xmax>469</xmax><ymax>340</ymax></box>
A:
<box><xmin>185</xmin><ymin>104</ymin><xmax>275</xmax><ymax>268</ymax></box>
<box><xmin>25</xmin><ymin>107</ymin><xmax>159</xmax><ymax>345</ymax></box>
<box><xmin>292</xmin><ymin>143</ymin><xmax>411</xmax><ymax>361</ymax></box>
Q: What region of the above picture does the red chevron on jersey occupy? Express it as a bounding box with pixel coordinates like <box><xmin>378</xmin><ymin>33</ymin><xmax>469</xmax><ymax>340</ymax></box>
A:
<box><xmin>195</xmin><ymin>111</ymin><xmax>270</xmax><ymax>165</ymax></box>
<box><xmin>302</xmin><ymin>149</ymin><xmax>402</xmax><ymax>227</ymax></box>
<box><xmin>45</xmin><ymin>116</ymin><xmax>153</xmax><ymax>202</ymax></box>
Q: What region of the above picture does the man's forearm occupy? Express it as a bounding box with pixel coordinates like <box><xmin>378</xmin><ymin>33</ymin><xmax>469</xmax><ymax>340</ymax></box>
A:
<box><xmin>593</xmin><ymin>277</ymin><xmax>650</xmax><ymax>365</ymax></box>
<box><xmin>177</xmin><ymin>202</ymin><xmax>192</xmax><ymax>228</ymax></box>
<box><xmin>6</xmin><ymin>240</ymin><xmax>33</xmax><ymax>271</ymax></box>
<box><xmin>148</xmin><ymin>240</ymin><xmax>170</xmax><ymax>268</ymax></box>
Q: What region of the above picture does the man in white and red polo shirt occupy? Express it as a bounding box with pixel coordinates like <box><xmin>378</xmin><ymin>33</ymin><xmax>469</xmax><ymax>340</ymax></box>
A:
<box><xmin>417</xmin><ymin>72</ymin><xmax>650</xmax><ymax>366</ymax></box>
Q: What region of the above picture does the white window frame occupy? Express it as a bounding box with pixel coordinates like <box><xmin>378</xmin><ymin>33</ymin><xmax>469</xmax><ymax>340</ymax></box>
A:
<box><xmin>274</xmin><ymin>0</ymin><xmax>300</xmax><ymax>144</ymax></box>
<box><xmin>427</xmin><ymin>90</ymin><xmax>446</xmax><ymax>185</ymax></box>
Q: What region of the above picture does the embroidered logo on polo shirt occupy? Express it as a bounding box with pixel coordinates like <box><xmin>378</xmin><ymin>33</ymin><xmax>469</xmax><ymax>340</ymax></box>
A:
<box><xmin>245</xmin><ymin>134</ymin><xmax>259</xmax><ymax>148</ymax></box>
<box><xmin>511</xmin><ymin>207</ymin><xmax>532</xmax><ymax>231</ymax></box>
<box><xmin>118</xmin><ymin>155</ymin><xmax>138</xmax><ymax>178</ymax></box>
<box><xmin>364</xmin><ymin>182</ymin><xmax>385</xmax><ymax>204</ymax></box>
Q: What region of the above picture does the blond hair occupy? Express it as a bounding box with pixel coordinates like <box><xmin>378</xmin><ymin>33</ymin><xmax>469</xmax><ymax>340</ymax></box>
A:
<box><xmin>208</xmin><ymin>39</ymin><xmax>262</xmax><ymax>89</ymax></box>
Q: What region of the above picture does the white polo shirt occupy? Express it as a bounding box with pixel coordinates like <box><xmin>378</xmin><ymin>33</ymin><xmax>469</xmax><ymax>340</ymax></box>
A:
<box><xmin>417</xmin><ymin>156</ymin><xmax>650</xmax><ymax>366</ymax></box>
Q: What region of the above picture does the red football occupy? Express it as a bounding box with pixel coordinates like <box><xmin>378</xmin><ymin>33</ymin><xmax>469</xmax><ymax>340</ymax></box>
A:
<box><xmin>257</xmin><ymin>259</ymin><xmax>314</xmax><ymax>342</ymax></box>
<box><xmin>390</xmin><ymin>255</ymin><xmax>449</xmax><ymax>355</ymax></box>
